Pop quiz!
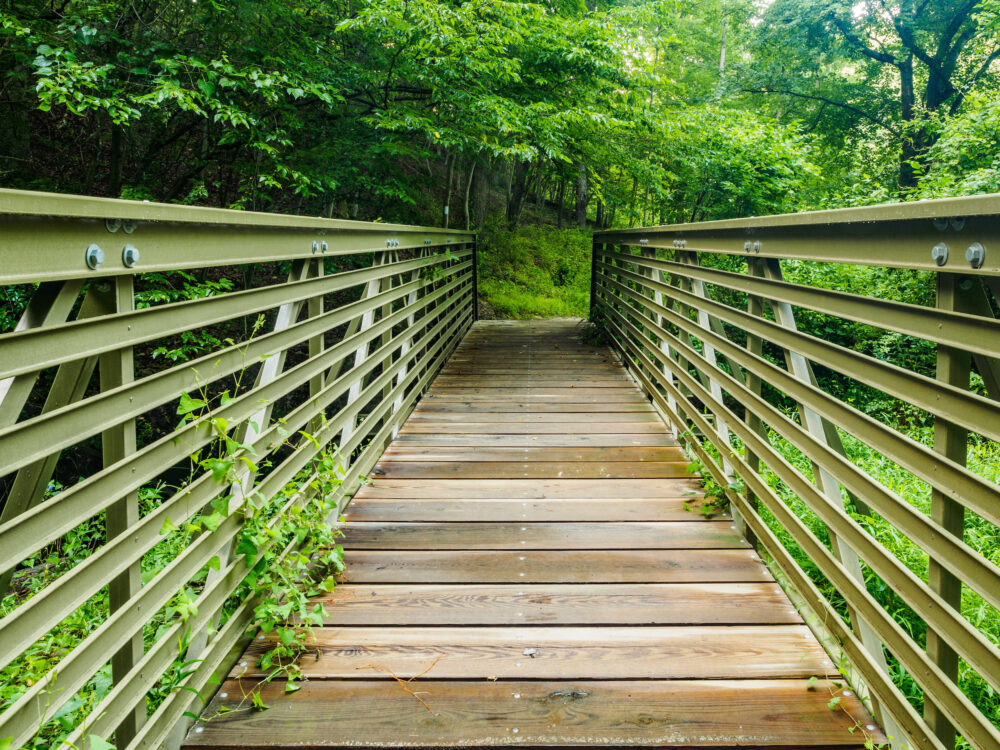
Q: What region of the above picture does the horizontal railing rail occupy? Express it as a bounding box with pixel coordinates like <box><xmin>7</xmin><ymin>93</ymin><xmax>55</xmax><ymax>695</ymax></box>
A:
<box><xmin>592</xmin><ymin>194</ymin><xmax>1000</xmax><ymax>750</ymax></box>
<box><xmin>0</xmin><ymin>189</ymin><xmax>476</xmax><ymax>750</ymax></box>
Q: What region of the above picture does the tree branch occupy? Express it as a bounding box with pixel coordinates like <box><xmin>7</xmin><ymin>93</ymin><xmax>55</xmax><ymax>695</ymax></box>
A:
<box><xmin>739</xmin><ymin>88</ymin><xmax>900</xmax><ymax>135</ymax></box>
<box><xmin>829</xmin><ymin>16</ymin><xmax>897</xmax><ymax>65</ymax></box>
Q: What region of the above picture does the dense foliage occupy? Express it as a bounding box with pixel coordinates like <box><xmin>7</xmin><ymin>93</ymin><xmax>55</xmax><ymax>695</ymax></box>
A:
<box><xmin>2</xmin><ymin>0</ymin><xmax>1000</xmax><ymax>746</ymax></box>
<box><xmin>3</xmin><ymin>0</ymin><xmax>998</xmax><ymax>223</ymax></box>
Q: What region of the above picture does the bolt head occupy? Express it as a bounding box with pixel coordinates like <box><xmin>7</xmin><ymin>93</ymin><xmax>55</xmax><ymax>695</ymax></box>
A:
<box><xmin>321</xmin><ymin>241</ymin><xmax>329</xmax><ymax>253</ymax></box>
<box><xmin>122</xmin><ymin>244</ymin><xmax>140</xmax><ymax>267</ymax></box>
<box><xmin>931</xmin><ymin>242</ymin><xmax>948</xmax><ymax>266</ymax></box>
<box><xmin>105</xmin><ymin>218</ymin><xmax>122</xmax><ymax>233</ymax></box>
<box><xmin>966</xmin><ymin>242</ymin><xmax>985</xmax><ymax>268</ymax></box>
<box><xmin>752</xmin><ymin>241</ymin><xmax>760</xmax><ymax>252</ymax></box>
<box><xmin>744</xmin><ymin>241</ymin><xmax>751</xmax><ymax>251</ymax></box>
<box><xmin>86</xmin><ymin>244</ymin><xmax>105</xmax><ymax>269</ymax></box>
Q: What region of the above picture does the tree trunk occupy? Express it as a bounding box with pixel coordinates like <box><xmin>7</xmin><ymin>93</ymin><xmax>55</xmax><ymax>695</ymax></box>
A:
<box><xmin>719</xmin><ymin>12</ymin><xmax>727</xmax><ymax>74</ymax></box>
<box><xmin>596</xmin><ymin>200</ymin><xmax>603</xmax><ymax>228</ymax></box>
<box><xmin>444</xmin><ymin>153</ymin><xmax>455</xmax><ymax>227</ymax></box>
<box><xmin>627</xmin><ymin>177</ymin><xmax>638</xmax><ymax>227</ymax></box>
<box><xmin>898</xmin><ymin>55</ymin><xmax>918</xmax><ymax>189</ymax></box>
<box><xmin>472</xmin><ymin>158</ymin><xmax>488</xmax><ymax>231</ymax></box>
<box><xmin>556</xmin><ymin>179</ymin><xmax>566</xmax><ymax>229</ymax></box>
<box><xmin>464</xmin><ymin>159</ymin><xmax>476</xmax><ymax>231</ymax></box>
<box><xmin>505</xmin><ymin>159</ymin><xmax>530</xmax><ymax>228</ymax></box>
<box><xmin>575</xmin><ymin>161</ymin><xmax>589</xmax><ymax>228</ymax></box>
<box><xmin>109</xmin><ymin>124</ymin><xmax>123</xmax><ymax>198</ymax></box>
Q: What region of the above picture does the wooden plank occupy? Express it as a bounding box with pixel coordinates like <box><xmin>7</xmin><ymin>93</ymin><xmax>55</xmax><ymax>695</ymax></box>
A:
<box><xmin>359</xmin><ymin>478</ymin><xmax>701</xmax><ymax>498</ymax></box>
<box><xmin>380</xmin><ymin>446</ymin><xmax>684</xmax><ymax>462</ymax></box>
<box><xmin>318</xmin><ymin>584</ymin><xmax>801</xmax><ymax>625</ymax></box>
<box><xmin>239</xmin><ymin>626</ymin><xmax>835</xmax><ymax>679</ymax></box>
<box><xmin>340</xmin><ymin>521</ymin><xmax>746</xmax><ymax>549</ymax></box>
<box><xmin>343</xmin><ymin>497</ymin><xmax>705</xmax><ymax>522</ymax></box>
<box><xmin>186</xmin><ymin>679</ymin><xmax>880</xmax><ymax>748</ymax></box>
<box><xmin>426</xmin><ymin>388</ymin><xmax>643</xmax><ymax>397</ymax></box>
<box><xmin>391</xmin><ymin>433</ymin><xmax>679</xmax><ymax>447</ymax></box>
<box><xmin>338</xmin><ymin>549</ymin><xmax>767</xmax><ymax>583</ymax></box>
<box><xmin>433</xmin><ymin>377</ymin><xmax>631</xmax><ymax>386</ymax></box>
<box><xmin>424</xmin><ymin>394</ymin><xmax>648</xmax><ymax>404</ymax></box>
<box><xmin>371</xmin><ymin>461</ymin><xmax>692</xmax><ymax>479</ymax></box>
<box><xmin>400</xmin><ymin>421</ymin><xmax>668</xmax><ymax>433</ymax></box>
<box><xmin>407</xmin><ymin>404</ymin><xmax>657</xmax><ymax>414</ymax></box>
<box><xmin>440</xmin><ymin>366</ymin><xmax>626</xmax><ymax>375</ymax></box>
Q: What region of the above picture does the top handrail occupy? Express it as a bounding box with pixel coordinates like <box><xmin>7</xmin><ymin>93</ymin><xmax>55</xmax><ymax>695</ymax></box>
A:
<box><xmin>0</xmin><ymin>188</ymin><xmax>474</xmax><ymax>285</ymax></box>
<box><xmin>594</xmin><ymin>192</ymin><xmax>1000</xmax><ymax>235</ymax></box>
<box><xmin>0</xmin><ymin>188</ymin><xmax>474</xmax><ymax>234</ymax></box>
<box><xmin>594</xmin><ymin>193</ymin><xmax>1000</xmax><ymax>275</ymax></box>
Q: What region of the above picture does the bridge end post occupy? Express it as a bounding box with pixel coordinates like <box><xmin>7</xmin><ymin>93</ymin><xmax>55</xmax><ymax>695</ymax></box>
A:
<box><xmin>472</xmin><ymin>237</ymin><xmax>479</xmax><ymax>321</ymax></box>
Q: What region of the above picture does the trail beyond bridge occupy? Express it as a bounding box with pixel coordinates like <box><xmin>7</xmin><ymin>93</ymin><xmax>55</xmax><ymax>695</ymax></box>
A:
<box><xmin>2</xmin><ymin>190</ymin><xmax>999</xmax><ymax>750</ymax></box>
<box><xmin>183</xmin><ymin>319</ymin><xmax>881</xmax><ymax>748</ymax></box>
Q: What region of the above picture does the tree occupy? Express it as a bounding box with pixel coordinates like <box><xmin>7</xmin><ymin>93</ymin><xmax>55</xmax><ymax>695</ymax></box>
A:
<box><xmin>748</xmin><ymin>0</ymin><xmax>1000</xmax><ymax>188</ymax></box>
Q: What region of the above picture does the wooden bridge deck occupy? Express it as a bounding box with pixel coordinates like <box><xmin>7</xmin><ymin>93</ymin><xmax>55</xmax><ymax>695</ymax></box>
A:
<box><xmin>184</xmin><ymin>319</ymin><xmax>883</xmax><ymax>749</ymax></box>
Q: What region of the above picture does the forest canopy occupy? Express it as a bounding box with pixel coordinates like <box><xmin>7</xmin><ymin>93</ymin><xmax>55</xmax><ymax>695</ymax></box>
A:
<box><xmin>2</xmin><ymin>0</ymin><xmax>998</xmax><ymax>228</ymax></box>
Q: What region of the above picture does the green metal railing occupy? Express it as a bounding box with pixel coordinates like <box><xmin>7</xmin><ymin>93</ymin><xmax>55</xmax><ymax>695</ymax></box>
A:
<box><xmin>593</xmin><ymin>195</ymin><xmax>1000</xmax><ymax>750</ymax></box>
<box><xmin>0</xmin><ymin>189</ymin><xmax>476</xmax><ymax>749</ymax></box>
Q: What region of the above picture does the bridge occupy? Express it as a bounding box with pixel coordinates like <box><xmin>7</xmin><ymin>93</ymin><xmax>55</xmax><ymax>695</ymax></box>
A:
<box><xmin>0</xmin><ymin>189</ymin><xmax>998</xmax><ymax>750</ymax></box>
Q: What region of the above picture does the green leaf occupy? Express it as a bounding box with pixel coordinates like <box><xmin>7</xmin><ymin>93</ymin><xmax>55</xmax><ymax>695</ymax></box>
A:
<box><xmin>827</xmin><ymin>696</ymin><xmax>842</xmax><ymax>710</ymax></box>
<box><xmin>199</xmin><ymin>511</ymin><xmax>224</xmax><ymax>532</ymax></box>
<box><xmin>210</xmin><ymin>495</ymin><xmax>231</xmax><ymax>518</ymax></box>
<box><xmin>177</xmin><ymin>391</ymin><xmax>207</xmax><ymax>416</ymax></box>
<box><xmin>250</xmin><ymin>692</ymin><xmax>269</xmax><ymax>711</ymax></box>
<box><xmin>87</xmin><ymin>736</ymin><xmax>117</xmax><ymax>750</ymax></box>
<box><xmin>202</xmin><ymin>458</ymin><xmax>235</xmax><ymax>483</ymax></box>
<box><xmin>160</xmin><ymin>516</ymin><xmax>179</xmax><ymax>535</ymax></box>
<box><xmin>285</xmin><ymin>680</ymin><xmax>301</xmax><ymax>693</ymax></box>
<box><xmin>805</xmin><ymin>676</ymin><xmax>818</xmax><ymax>690</ymax></box>
<box><xmin>207</xmin><ymin>555</ymin><xmax>221</xmax><ymax>572</ymax></box>
<box><xmin>318</xmin><ymin>575</ymin><xmax>337</xmax><ymax>593</ymax></box>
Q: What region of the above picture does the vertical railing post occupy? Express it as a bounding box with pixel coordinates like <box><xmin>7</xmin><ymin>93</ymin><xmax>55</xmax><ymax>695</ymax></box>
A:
<box><xmin>99</xmin><ymin>275</ymin><xmax>145</xmax><ymax>744</ymax></box>
<box><xmin>471</xmin><ymin>238</ymin><xmax>479</xmax><ymax>321</ymax></box>
<box><xmin>590</xmin><ymin>237</ymin><xmax>599</xmax><ymax>318</ymax></box>
<box><xmin>924</xmin><ymin>271</ymin><xmax>971</xmax><ymax>748</ymax></box>
<box><xmin>308</xmin><ymin>256</ymin><xmax>326</xmax><ymax>433</ymax></box>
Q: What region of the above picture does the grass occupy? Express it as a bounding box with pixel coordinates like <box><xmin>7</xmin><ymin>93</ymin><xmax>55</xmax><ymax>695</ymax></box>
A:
<box><xmin>477</xmin><ymin>219</ymin><xmax>591</xmax><ymax>319</ymax></box>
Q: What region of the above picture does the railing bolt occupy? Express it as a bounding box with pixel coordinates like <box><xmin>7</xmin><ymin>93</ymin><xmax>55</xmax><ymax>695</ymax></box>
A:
<box><xmin>424</xmin><ymin>238</ymin><xmax>432</xmax><ymax>244</ymax></box>
<box><xmin>85</xmin><ymin>244</ymin><xmax>105</xmax><ymax>269</ymax></box>
<box><xmin>122</xmin><ymin>220</ymin><xmax>138</xmax><ymax>234</ymax></box>
<box><xmin>950</xmin><ymin>216</ymin><xmax>966</xmax><ymax>231</ymax></box>
<box><xmin>122</xmin><ymin>244</ymin><xmax>140</xmax><ymax>267</ymax></box>
<box><xmin>958</xmin><ymin>277</ymin><xmax>974</xmax><ymax>291</ymax></box>
<box><xmin>321</xmin><ymin>241</ymin><xmax>329</xmax><ymax>253</ymax></box>
<box><xmin>744</xmin><ymin>241</ymin><xmax>751</xmax><ymax>252</ymax></box>
<box><xmin>752</xmin><ymin>241</ymin><xmax>760</xmax><ymax>253</ymax></box>
<box><xmin>931</xmin><ymin>242</ymin><xmax>948</xmax><ymax>266</ymax></box>
<box><xmin>965</xmin><ymin>242</ymin><xmax>985</xmax><ymax>268</ymax></box>
<box><xmin>105</xmin><ymin>218</ymin><xmax>121</xmax><ymax>233</ymax></box>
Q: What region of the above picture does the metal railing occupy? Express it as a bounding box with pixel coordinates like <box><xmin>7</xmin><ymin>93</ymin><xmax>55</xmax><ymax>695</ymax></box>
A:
<box><xmin>593</xmin><ymin>195</ymin><xmax>1000</xmax><ymax>750</ymax></box>
<box><xmin>0</xmin><ymin>189</ymin><xmax>476</xmax><ymax>749</ymax></box>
